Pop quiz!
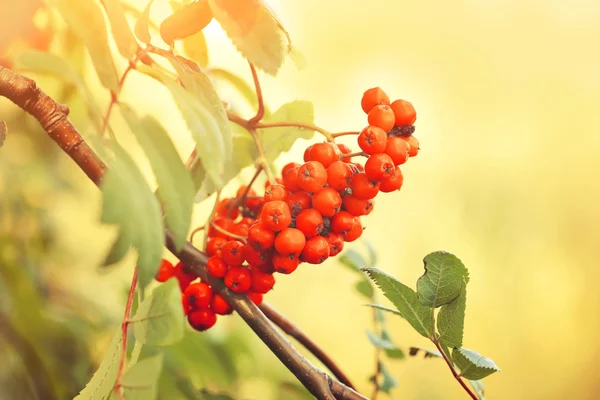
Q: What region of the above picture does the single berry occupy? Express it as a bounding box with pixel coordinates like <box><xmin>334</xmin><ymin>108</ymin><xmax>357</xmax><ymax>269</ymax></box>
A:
<box><xmin>281</xmin><ymin>162</ymin><xmax>300</xmax><ymax>177</ymax></box>
<box><xmin>251</xmin><ymin>268</ymin><xmax>276</xmax><ymax>294</ymax></box>
<box><xmin>265</xmin><ymin>183</ymin><xmax>289</xmax><ymax>202</ymax></box>
<box><xmin>184</xmin><ymin>282</ymin><xmax>213</xmax><ymax>310</ymax></box>
<box><xmin>274</xmin><ymin>228</ymin><xmax>306</xmax><ymax>255</ymax></box>
<box><xmin>308</xmin><ymin>143</ymin><xmax>340</xmax><ymax>168</ymax></box>
<box><xmin>211</xmin><ymin>293</ymin><xmax>233</xmax><ymax>315</ymax></box>
<box><xmin>324</xmin><ymin>232</ymin><xmax>344</xmax><ymax>256</ymax></box>
<box><xmin>312</xmin><ymin>187</ymin><xmax>342</xmax><ymax>217</ymax></box>
<box><xmin>209</xmin><ymin>217</ymin><xmax>235</xmax><ymax>239</ymax></box>
<box><xmin>301</xmin><ymin>236</ymin><xmax>330</xmax><ymax>264</ymax></box>
<box><xmin>401</xmin><ymin>135</ymin><xmax>420</xmax><ymax>157</ymax></box>
<box><xmin>330</xmin><ymin>211</ymin><xmax>356</xmax><ymax>234</ymax></box>
<box><xmin>231</xmin><ymin>223</ymin><xmax>250</xmax><ymax>238</ymax></box>
<box><xmin>380</xmin><ymin>167</ymin><xmax>404</xmax><ymax>192</ymax></box>
<box><xmin>283</xmin><ymin>165</ymin><xmax>301</xmax><ymax>192</ymax></box>
<box><xmin>364</xmin><ymin>153</ymin><xmax>395</xmax><ymax>182</ymax></box>
<box><xmin>174</xmin><ymin>262</ymin><xmax>196</xmax><ymax>291</ymax></box>
<box><xmin>385</xmin><ymin>136</ymin><xmax>410</xmax><ymax>165</ymax></box>
<box><xmin>224</xmin><ymin>267</ymin><xmax>252</xmax><ymax>293</ymax></box>
<box><xmin>248</xmin><ymin>222</ymin><xmax>275</xmax><ymax>250</ymax></box>
<box><xmin>187</xmin><ymin>308</ymin><xmax>217</xmax><ymax>331</ymax></box>
<box><xmin>286</xmin><ymin>191</ymin><xmax>312</xmax><ymax>216</ymax></box>
<box><xmin>303</xmin><ymin>145</ymin><xmax>313</xmax><ymax>162</ymax></box>
<box><xmin>367</xmin><ymin>104</ymin><xmax>395</xmax><ymax>132</ymax></box>
<box><xmin>261</xmin><ymin>200</ymin><xmax>292</xmax><ymax>231</ymax></box>
<box><xmin>238</xmin><ymin>217</ymin><xmax>256</xmax><ymax>227</ymax></box>
<box><xmin>358</xmin><ymin>125</ymin><xmax>388</xmax><ymax>155</ymax></box>
<box><xmin>215</xmin><ymin>198</ymin><xmax>239</xmax><ymax>219</ymax></box>
<box><xmin>297</xmin><ymin>161</ymin><xmax>328</xmax><ymax>193</ymax></box>
<box><xmin>343</xmin><ymin>217</ymin><xmax>363</xmax><ymax>242</ymax></box>
<box><xmin>272</xmin><ymin>253</ymin><xmax>301</xmax><ymax>274</ymax></box>
<box><xmin>206</xmin><ymin>256</ymin><xmax>228</xmax><ymax>278</ymax></box>
<box><xmin>206</xmin><ymin>237</ymin><xmax>228</xmax><ymax>257</ymax></box>
<box><xmin>155</xmin><ymin>259</ymin><xmax>175</xmax><ymax>282</ymax></box>
<box><xmin>351</xmin><ymin>173</ymin><xmax>380</xmax><ymax>200</ymax></box>
<box><xmin>390</xmin><ymin>99</ymin><xmax>417</xmax><ymax>126</ymax></box>
<box><xmin>295</xmin><ymin>208</ymin><xmax>324</xmax><ymax>237</ymax></box>
<box><xmin>243</xmin><ymin>245</ymin><xmax>271</xmax><ymax>266</ymax></box>
<box><xmin>221</xmin><ymin>240</ymin><xmax>246</xmax><ymax>267</ymax></box>
<box><xmin>343</xmin><ymin>195</ymin><xmax>374</xmax><ymax>216</ymax></box>
<box><xmin>247</xmin><ymin>291</ymin><xmax>264</xmax><ymax>305</ymax></box>
<box><xmin>361</xmin><ymin>87</ymin><xmax>390</xmax><ymax>114</ymax></box>
<box><xmin>327</xmin><ymin>161</ymin><xmax>353</xmax><ymax>190</ymax></box>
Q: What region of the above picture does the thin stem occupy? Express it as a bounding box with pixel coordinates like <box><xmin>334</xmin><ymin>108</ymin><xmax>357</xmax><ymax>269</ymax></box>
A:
<box><xmin>342</xmin><ymin>151</ymin><xmax>368</xmax><ymax>159</ymax></box>
<box><xmin>254</xmin><ymin>120</ymin><xmax>334</xmax><ymax>142</ymax></box>
<box><xmin>332</xmin><ymin>131</ymin><xmax>360</xmax><ymax>138</ymax></box>
<box><xmin>209</xmin><ymin>222</ymin><xmax>247</xmax><ymax>243</ymax></box>
<box><xmin>229</xmin><ymin>165</ymin><xmax>263</xmax><ymax>219</ymax></box>
<box><xmin>202</xmin><ymin>191</ymin><xmax>221</xmax><ymax>251</ymax></box>
<box><xmin>433</xmin><ymin>340</ymin><xmax>478</xmax><ymax>400</ymax></box>
<box><xmin>248</xmin><ymin>128</ymin><xmax>274</xmax><ymax>184</ymax></box>
<box><xmin>185</xmin><ymin>148</ymin><xmax>197</xmax><ymax>170</ymax></box>
<box><xmin>248</xmin><ymin>62</ymin><xmax>265</xmax><ymax>123</ymax></box>
<box><xmin>113</xmin><ymin>267</ymin><xmax>139</xmax><ymax>398</ymax></box>
<box><xmin>189</xmin><ymin>225</ymin><xmax>205</xmax><ymax>244</ymax></box>
<box><xmin>259</xmin><ymin>303</ymin><xmax>356</xmax><ymax>390</ymax></box>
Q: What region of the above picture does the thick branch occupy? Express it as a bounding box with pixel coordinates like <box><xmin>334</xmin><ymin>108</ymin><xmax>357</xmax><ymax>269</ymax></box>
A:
<box><xmin>0</xmin><ymin>66</ymin><xmax>367</xmax><ymax>400</ymax></box>
<box><xmin>259</xmin><ymin>303</ymin><xmax>356</xmax><ymax>390</ymax></box>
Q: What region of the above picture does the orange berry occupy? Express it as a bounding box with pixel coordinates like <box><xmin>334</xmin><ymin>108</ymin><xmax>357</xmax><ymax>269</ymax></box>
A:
<box><xmin>367</xmin><ymin>105</ymin><xmax>395</xmax><ymax>132</ymax></box>
<box><xmin>401</xmin><ymin>135</ymin><xmax>420</xmax><ymax>157</ymax></box>
<box><xmin>390</xmin><ymin>99</ymin><xmax>417</xmax><ymax>126</ymax></box>
<box><xmin>361</xmin><ymin>87</ymin><xmax>390</xmax><ymax>114</ymax></box>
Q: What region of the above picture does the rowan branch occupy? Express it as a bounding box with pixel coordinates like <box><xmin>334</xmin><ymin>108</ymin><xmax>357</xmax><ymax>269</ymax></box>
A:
<box><xmin>0</xmin><ymin>66</ymin><xmax>367</xmax><ymax>400</ymax></box>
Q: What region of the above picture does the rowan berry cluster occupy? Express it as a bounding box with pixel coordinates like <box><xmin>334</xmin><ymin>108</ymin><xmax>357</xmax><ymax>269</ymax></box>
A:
<box><xmin>155</xmin><ymin>86</ymin><xmax>419</xmax><ymax>332</ymax></box>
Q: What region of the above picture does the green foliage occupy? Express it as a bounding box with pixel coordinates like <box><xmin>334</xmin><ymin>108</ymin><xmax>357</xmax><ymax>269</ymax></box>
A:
<box><xmin>208</xmin><ymin>0</ymin><xmax>286</xmax><ymax>75</ymax></box>
<box><xmin>73</xmin><ymin>331</ymin><xmax>122</xmax><ymax>400</ymax></box>
<box><xmin>416</xmin><ymin>251</ymin><xmax>469</xmax><ymax>308</ymax></box>
<box><xmin>120</xmin><ymin>354</ymin><xmax>163</xmax><ymax>400</ymax></box>
<box><xmin>379</xmin><ymin>362</ymin><xmax>398</xmax><ymax>393</ymax></box>
<box><xmin>437</xmin><ymin>282</ymin><xmax>467</xmax><ymax>349</ymax></box>
<box><xmin>44</xmin><ymin>0</ymin><xmax>119</xmax><ymax>92</ymax></box>
<box><xmin>120</xmin><ymin>105</ymin><xmax>195</xmax><ymax>251</ymax></box>
<box><xmin>337</xmin><ymin>247</ymin><xmax>376</xmax><ymax>299</ymax></box>
<box><xmin>100</xmin><ymin>141</ymin><xmax>164</xmax><ymax>289</ymax></box>
<box><xmin>259</xmin><ymin>100</ymin><xmax>315</xmax><ymax>162</ymax></box>
<box><xmin>469</xmin><ymin>379</ymin><xmax>486</xmax><ymax>400</ymax></box>
<box><xmin>452</xmin><ymin>348</ymin><xmax>500</xmax><ymax>380</ymax></box>
<box><xmin>130</xmin><ymin>280</ymin><xmax>185</xmax><ymax>346</ymax></box>
<box><xmin>102</xmin><ymin>0</ymin><xmax>138</xmax><ymax>59</ymax></box>
<box><xmin>134</xmin><ymin>1</ymin><xmax>154</xmax><ymax>45</ymax></box>
<box><xmin>364</xmin><ymin>267</ymin><xmax>435</xmax><ymax>338</ymax></box>
<box><xmin>408</xmin><ymin>347</ymin><xmax>442</xmax><ymax>359</ymax></box>
<box><xmin>207</xmin><ymin>68</ymin><xmax>259</xmax><ymax>109</ymax></box>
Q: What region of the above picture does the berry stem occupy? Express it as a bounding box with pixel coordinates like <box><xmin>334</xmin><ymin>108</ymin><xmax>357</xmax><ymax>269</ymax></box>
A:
<box><xmin>341</xmin><ymin>151</ymin><xmax>368</xmax><ymax>159</ymax></box>
<box><xmin>331</xmin><ymin>131</ymin><xmax>360</xmax><ymax>138</ymax></box>
<box><xmin>253</xmin><ymin>120</ymin><xmax>334</xmax><ymax>142</ymax></box>
<box><xmin>248</xmin><ymin>62</ymin><xmax>265</xmax><ymax>124</ymax></box>
<box><xmin>113</xmin><ymin>267</ymin><xmax>139</xmax><ymax>398</ymax></box>
<box><xmin>248</xmin><ymin>127</ymin><xmax>275</xmax><ymax>184</ymax></box>
<box><xmin>189</xmin><ymin>225</ymin><xmax>205</xmax><ymax>244</ymax></box>
<box><xmin>432</xmin><ymin>339</ymin><xmax>479</xmax><ymax>400</ymax></box>
<box><xmin>209</xmin><ymin>221</ymin><xmax>248</xmax><ymax>243</ymax></box>
<box><xmin>259</xmin><ymin>302</ymin><xmax>356</xmax><ymax>390</ymax></box>
<box><xmin>230</xmin><ymin>164</ymin><xmax>263</xmax><ymax>219</ymax></box>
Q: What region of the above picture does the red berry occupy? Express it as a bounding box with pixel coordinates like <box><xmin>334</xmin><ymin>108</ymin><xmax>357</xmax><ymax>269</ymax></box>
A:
<box><xmin>184</xmin><ymin>282</ymin><xmax>213</xmax><ymax>310</ymax></box>
<box><xmin>361</xmin><ymin>87</ymin><xmax>390</xmax><ymax>114</ymax></box>
<box><xmin>282</xmin><ymin>162</ymin><xmax>300</xmax><ymax>177</ymax></box>
<box><xmin>238</xmin><ymin>217</ymin><xmax>256</xmax><ymax>227</ymax></box>
<box><xmin>206</xmin><ymin>237</ymin><xmax>228</xmax><ymax>257</ymax></box>
<box><xmin>243</xmin><ymin>245</ymin><xmax>271</xmax><ymax>266</ymax></box>
<box><xmin>324</xmin><ymin>232</ymin><xmax>344</xmax><ymax>256</ymax></box>
<box><xmin>272</xmin><ymin>253</ymin><xmax>301</xmax><ymax>274</ymax></box>
<box><xmin>244</xmin><ymin>196</ymin><xmax>264</xmax><ymax>212</ymax></box>
<box><xmin>380</xmin><ymin>167</ymin><xmax>404</xmax><ymax>192</ymax></box>
<box><xmin>188</xmin><ymin>308</ymin><xmax>217</xmax><ymax>331</ymax></box>
<box><xmin>308</xmin><ymin>143</ymin><xmax>340</xmax><ymax>168</ymax></box>
<box><xmin>331</xmin><ymin>211</ymin><xmax>356</xmax><ymax>234</ymax></box>
<box><xmin>231</xmin><ymin>223</ymin><xmax>250</xmax><ymax>238</ymax></box>
<box><xmin>303</xmin><ymin>145</ymin><xmax>313</xmax><ymax>162</ymax></box>
<box><xmin>283</xmin><ymin>165</ymin><xmax>301</xmax><ymax>192</ymax></box>
<box><xmin>351</xmin><ymin>173</ymin><xmax>380</xmax><ymax>200</ymax></box>
<box><xmin>295</xmin><ymin>208</ymin><xmax>324</xmax><ymax>237</ymax></box>
<box><xmin>206</xmin><ymin>256</ymin><xmax>228</xmax><ymax>278</ymax></box>
<box><xmin>358</xmin><ymin>125</ymin><xmax>387</xmax><ymax>155</ymax></box>
<box><xmin>343</xmin><ymin>217</ymin><xmax>363</xmax><ymax>242</ymax></box>
<box><xmin>327</xmin><ymin>161</ymin><xmax>353</xmax><ymax>190</ymax></box>
<box><xmin>247</xmin><ymin>291</ymin><xmax>263</xmax><ymax>305</ymax></box>
<box><xmin>286</xmin><ymin>191</ymin><xmax>312</xmax><ymax>217</ymax></box>
<box><xmin>312</xmin><ymin>187</ymin><xmax>342</xmax><ymax>217</ymax></box>
<box><xmin>297</xmin><ymin>161</ymin><xmax>327</xmax><ymax>193</ymax></box>
<box><xmin>265</xmin><ymin>184</ymin><xmax>289</xmax><ymax>202</ymax></box>
<box><xmin>385</xmin><ymin>137</ymin><xmax>410</xmax><ymax>165</ymax></box>
<box><xmin>221</xmin><ymin>240</ymin><xmax>246</xmax><ymax>267</ymax></box>
<box><xmin>301</xmin><ymin>236</ymin><xmax>330</xmax><ymax>264</ymax></box>
<box><xmin>390</xmin><ymin>99</ymin><xmax>416</xmax><ymax>126</ymax></box>
<box><xmin>337</xmin><ymin>143</ymin><xmax>352</xmax><ymax>163</ymax></box>
<box><xmin>256</xmin><ymin>260</ymin><xmax>276</xmax><ymax>274</ymax></box>
<box><xmin>261</xmin><ymin>200</ymin><xmax>292</xmax><ymax>231</ymax></box>
<box><xmin>247</xmin><ymin>222</ymin><xmax>275</xmax><ymax>250</ymax></box>
<box><xmin>224</xmin><ymin>267</ymin><xmax>252</xmax><ymax>293</ymax></box>
<box><xmin>211</xmin><ymin>293</ymin><xmax>233</xmax><ymax>315</ymax></box>
<box><xmin>215</xmin><ymin>198</ymin><xmax>239</xmax><ymax>219</ymax></box>
<box><xmin>364</xmin><ymin>153</ymin><xmax>395</xmax><ymax>182</ymax></box>
<box><xmin>173</xmin><ymin>262</ymin><xmax>196</xmax><ymax>291</ymax></box>
<box><xmin>209</xmin><ymin>217</ymin><xmax>235</xmax><ymax>239</ymax></box>
<box><xmin>251</xmin><ymin>268</ymin><xmax>276</xmax><ymax>294</ymax></box>
<box><xmin>274</xmin><ymin>227</ymin><xmax>306</xmax><ymax>255</ymax></box>
<box><xmin>343</xmin><ymin>195</ymin><xmax>374</xmax><ymax>216</ymax></box>
<box><xmin>155</xmin><ymin>259</ymin><xmax>175</xmax><ymax>282</ymax></box>
<box><xmin>181</xmin><ymin>293</ymin><xmax>190</xmax><ymax>316</ymax></box>
<box><xmin>367</xmin><ymin>104</ymin><xmax>395</xmax><ymax>132</ymax></box>
<box><xmin>401</xmin><ymin>135</ymin><xmax>420</xmax><ymax>157</ymax></box>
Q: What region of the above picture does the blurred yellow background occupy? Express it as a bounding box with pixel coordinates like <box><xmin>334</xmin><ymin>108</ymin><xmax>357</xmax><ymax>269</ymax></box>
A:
<box><xmin>3</xmin><ymin>0</ymin><xmax>600</xmax><ymax>399</ymax></box>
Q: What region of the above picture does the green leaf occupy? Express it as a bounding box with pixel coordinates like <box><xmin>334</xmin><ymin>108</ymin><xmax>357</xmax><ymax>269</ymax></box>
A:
<box><xmin>416</xmin><ymin>251</ymin><xmax>469</xmax><ymax>308</ymax></box>
<box><xmin>339</xmin><ymin>248</ymin><xmax>367</xmax><ymax>272</ymax></box>
<box><xmin>365</xmin><ymin>303</ymin><xmax>402</xmax><ymax>317</ymax></box>
<box><xmin>134</xmin><ymin>1</ymin><xmax>154</xmax><ymax>45</ymax></box>
<box><xmin>363</xmin><ymin>268</ymin><xmax>435</xmax><ymax>339</ymax></box>
<box><xmin>381</xmin><ymin>329</ymin><xmax>405</xmax><ymax>359</ymax></box>
<box><xmin>355</xmin><ymin>280</ymin><xmax>374</xmax><ymax>299</ymax></box>
<box><xmin>366</xmin><ymin>330</ymin><xmax>395</xmax><ymax>350</ymax></box>
<box><xmin>197</xmin><ymin>390</ymin><xmax>237</xmax><ymax>400</ymax></box>
<box><xmin>207</xmin><ymin>68</ymin><xmax>258</xmax><ymax>109</ymax></box>
<box><xmin>120</xmin><ymin>105</ymin><xmax>195</xmax><ymax>251</ymax></box>
<box><xmin>452</xmin><ymin>348</ymin><xmax>500</xmax><ymax>380</ymax></box>
<box><xmin>437</xmin><ymin>281</ymin><xmax>467</xmax><ymax>349</ymax></box>
<box><xmin>408</xmin><ymin>347</ymin><xmax>442</xmax><ymax>359</ymax></box>
<box><xmin>103</xmin><ymin>233</ymin><xmax>132</xmax><ymax>266</ymax></box>
<box><xmin>379</xmin><ymin>362</ymin><xmax>398</xmax><ymax>393</ymax></box>
<box><xmin>469</xmin><ymin>380</ymin><xmax>486</xmax><ymax>400</ymax></box>
<box><xmin>100</xmin><ymin>141</ymin><xmax>164</xmax><ymax>289</ymax></box>
<box><xmin>259</xmin><ymin>100</ymin><xmax>315</xmax><ymax>162</ymax></box>
<box><xmin>131</xmin><ymin>279</ymin><xmax>185</xmax><ymax>346</ymax></box>
<box><xmin>183</xmin><ymin>30</ymin><xmax>209</xmax><ymax>67</ymax></box>
<box><xmin>44</xmin><ymin>0</ymin><xmax>119</xmax><ymax>92</ymax></box>
<box><xmin>120</xmin><ymin>354</ymin><xmax>163</xmax><ymax>400</ymax></box>
<box><xmin>103</xmin><ymin>0</ymin><xmax>138</xmax><ymax>59</ymax></box>
<box><xmin>208</xmin><ymin>0</ymin><xmax>285</xmax><ymax>75</ymax></box>
<box><xmin>73</xmin><ymin>330</ymin><xmax>122</xmax><ymax>400</ymax></box>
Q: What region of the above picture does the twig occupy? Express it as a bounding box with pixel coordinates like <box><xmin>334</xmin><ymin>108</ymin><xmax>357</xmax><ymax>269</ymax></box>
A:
<box><xmin>433</xmin><ymin>340</ymin><xmax>478</xmax><ymax>400</ymax></box>
<box><xmin>254</xmin><ymin>120</ymin><xmax>334</xmax><ymax>142</ymax></box>
<box><xmin>209</xmin><ymin>221</ymin><xmax>247</xmax><ymax>243</ymax></box>
<box><xmin>189</xmin><ymin>225</ymin><xmax>205</xmax><ymax>244</ymax></box>
<box><xmin>259</xmin><ymin>303</ymin><xmax>356</xmax><ymax>390</ymax></box>
<box><xmin>113</xmin><ymin>268</ymin><xmax>139</xmax><ymax>398</ymax></box>
<box><xmin>248</xmin><ymin>62</ymin><xmax>264</xmax><ymax>123</ymax></box>
<box><xmin>332</xmin><ymin>131</ymin><xmax>360</xmax><ymax>138</ymax></box>
<box><xmin>342</xmin><ymin>151</ymin><xmax>368</xmax><ymax>159</ymax></box>
<box><xmin>248</xmin><ymin>128</ymin><xmax>274</xmax><ymax>184</ymax></box>
<box><xmin>0</xmin><ymin>65</ymin><xmax>367</xmax><ymax>400</ymax></box>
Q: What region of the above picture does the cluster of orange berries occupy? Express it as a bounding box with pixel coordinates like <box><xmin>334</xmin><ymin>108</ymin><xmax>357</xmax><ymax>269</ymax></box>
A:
<box><xmin>156</xmin><ymin>87</ymin><xmax>419</xmax><ymax>332</ymax></box>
